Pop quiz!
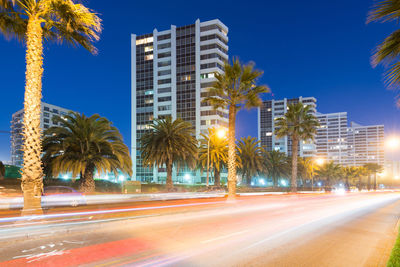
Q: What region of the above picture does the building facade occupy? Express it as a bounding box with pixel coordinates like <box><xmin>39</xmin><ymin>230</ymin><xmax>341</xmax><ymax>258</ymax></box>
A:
<box><xmin>11</xmin><ymin>102</ymin><xmax>73</xmax><ymax>166</ymax></box>
<box><xmin>258</xmin><ymin>96</ymin><xmax>317</xmax><ymax>157</ymax></box>
<box><xmin>131</xmin><ymin>19</ymin><xmax>229</xmax><ymax>183</ymax></box>
<box><xmin>347</xmin><ymin>122</ymin><xmax>385</xmax><ymax>166</ymax></box>
<box><xmin>315</xmin><ymin>112</ymin><xmax>348</xmax><ymax>165</ymax></box>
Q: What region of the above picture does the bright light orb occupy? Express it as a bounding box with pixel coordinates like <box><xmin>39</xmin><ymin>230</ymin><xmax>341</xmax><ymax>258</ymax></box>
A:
<box><xmin>315</xmin><ymin>158</ymin><xmax>325</xmax><ymax>166</ymax></box>
<box><xmin>259</xmin><ymin>178</ymin><xmax>265</xmax><ymax>185</ymax></box>
<box><xmin>118</xmin><ymin>175</ymin><xmax>125</xmax><ymax>182</ymax></box>
<box><xmin>386</xmin><ymin>137</ymin><xmax>400</xmax><ymax>149</ymax></box>
<box><xmin>216</xmin><ymin>128</ymin><xmax>226</xmax><ymax>139</ymax></box>
<box><xmin>184</xmin><ymin>173</ymin><xmax>191</xmax><ymax>181</ymax></box>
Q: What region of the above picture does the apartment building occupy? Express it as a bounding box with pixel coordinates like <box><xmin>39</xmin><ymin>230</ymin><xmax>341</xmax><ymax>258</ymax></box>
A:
<box><xmin>347</xmin><ymin>122</ymin><xmax>385</xmax><ymax>166</ymax></box>
<box><xmin>131</xmin><ymin>19</ymin><xmax>229</xmax><ymax>183</ymax></box>
<box><xmin>258</xmin><ymin>96</ymin><xmax>317</xmax><ymax>157</ymax></box>
<box><xmin>11</xmin><ymin>102</ymin><xmax>73</xmax><ymax>166</ymax></box>
<box><xmin>315</xmin><ymin>112</ymin><xmax>348</xmax><ymax>165</ymax></box>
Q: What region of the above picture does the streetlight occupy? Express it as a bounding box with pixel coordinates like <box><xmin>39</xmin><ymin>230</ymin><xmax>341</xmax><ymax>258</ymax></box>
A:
<box><xmin>207</xmin><ymin>128</ymin><xmax>226</xmax><ymax>186</ymax></box>
<box><xmin>312</xmin><ymin>157</ymin><xmax>324</xmax><ymax>191</ymax></box>
<box><xmin>386</xmin><ymin>136</ymin><xmax>400</xmax><ymax>150</ymax></box>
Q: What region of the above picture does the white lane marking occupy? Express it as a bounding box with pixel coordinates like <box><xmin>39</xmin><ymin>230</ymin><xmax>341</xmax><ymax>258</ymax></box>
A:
<box><xmin>201</xmin><ymin>230</ymin><xmax>249</xmax><ymax>244</ymax></box>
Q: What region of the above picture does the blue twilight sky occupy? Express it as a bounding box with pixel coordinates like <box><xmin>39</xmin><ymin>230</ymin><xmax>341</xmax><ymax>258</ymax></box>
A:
<box><xmin>1</xmin><ymin>0</ymin><xmax>400</xmax><ymax>162</ymax></box>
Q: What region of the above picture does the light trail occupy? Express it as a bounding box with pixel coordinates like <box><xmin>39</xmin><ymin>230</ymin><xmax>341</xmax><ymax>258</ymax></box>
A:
<box><xmin>0</xmin><ymin>201</ymin><xmax>223</xmax><ymax>224</ymax></box>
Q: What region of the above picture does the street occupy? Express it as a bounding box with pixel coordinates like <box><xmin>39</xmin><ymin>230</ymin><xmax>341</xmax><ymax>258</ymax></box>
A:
<box><xmin>0</xmin><ymin>192</ymin><xmax>399</xmax><ymax>266</ymax></box>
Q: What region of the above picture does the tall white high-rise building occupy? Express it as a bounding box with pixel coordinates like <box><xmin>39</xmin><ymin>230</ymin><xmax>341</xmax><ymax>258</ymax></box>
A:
<box><xmin>258</xmin><ymin>96</ymin><xmax>317</xmax><ymax>157</ymax></box>
<box><xmin>131</xmin><ymin>19</ymin><xmax>229</xmax><ymax>183</ymax></box>
<box><xmin>315</xmin><ymin>112</ymin><xmax>348</xmax><ymax>165</ymax></box>
<box><xmin>347</xmin><ymin>122</ymin><xmax>385</xmax><ymax>166</ymax></box>
<box><xmin>11</xmin><ymin>102</ymin><xmax>73</xmax><ymax>166</ymax></box>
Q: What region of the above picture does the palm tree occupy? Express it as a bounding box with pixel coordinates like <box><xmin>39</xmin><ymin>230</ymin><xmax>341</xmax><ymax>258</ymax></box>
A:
<box><xmin>203</xmin><ymin>58</ymin><xmax>269</xmax><ymax>198</ymax></box>
<box><xmin>0</xmin><ymin>0</ymin><xmax>101</xmax><ymax>214</ymax></box>
<box><xmin>264</xmin><ymin>150</ymin><xmax>289</xmax><ymax>187</ymax></box>
<box><xmin>198</xmin><ymin>128</ymin><xmax>228</xmax><ymax>187</ymax></box>
<box><xmin>342</xmin><ymin>166</ymin><xmax>360</xmax><ymax>191</ymax></box>
<box><xmin>297</xmin><ymin>157</ymin><xmax>314</xmax><ymax>187</ymax></box>
<box><xmin>140</xmin><ymin>117</ymin><xmax>198</xmax><ymax>191</ymax></box>
<box><xmin>368</xmin><ymin>0</ymin><xmax>400</xmax><ymax>102</ymax></box>
<box><xmin>364</xmin><ymin>163</ymin><xmax>383</xmax><ymax>190</ymax></box>
<box><xmin>42</xmin><ymin>112</ymin><xmax>132</xmax><ymax>193</ymax></box>
<box><xmin>0</xmin><ymin>161</ymin><xmax>5</xmax><ymax>179</ymax></box>
<box><xmin>354</xmin><ymin>166</ymin><xmax>367</xmax><ymax>191</ymax></box>
<box><xmin>315</xmin><ymin>161</ymin><xmax>342</xmax><ymax>191</ymax></box>
<box><xmin>275</xmin><ymin>102</ymin><xmax>319</xmax><ymax>192</ymax></box>
<box><xmin>237</xmin><ymin>137</ymin><xmax>265</xmax><ymax>186</ymax></box>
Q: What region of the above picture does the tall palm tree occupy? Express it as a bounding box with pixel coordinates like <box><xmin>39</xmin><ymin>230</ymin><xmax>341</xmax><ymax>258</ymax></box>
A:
<box><xmin>0</xmin><ymin>0</ymin><xmax>101</xmax><ymax>214</ymax></box>
<box><xmin>315</xmin><ymin>161</ymin><xmax>342</xmax><ymax>191</ymax></box>
<box><xmin>368</xmin><ymin>0</ymin><xmax>400</xmax><ymax>102</ymax></box>
<box><xmin>237</xmin><ymin>137</ymin><xmax>265</xmax><ymax>186</ymax></box>
<box><xmin>275</xmin><ymin>103</ymin><xmax>319</xmax><ymax>192</ymax></box>
<box><xmin>264</xmin><ymin>150</ymin><xmax>289</xmax><ymax>187</ymax></box>
<box><xmin>42</xmin><ymin>112</ymin><xmax>132</xmax><ymax>193</ymax></box>
<box><xmin>140</xmin><ymin>117</ymin><xmax>198</xmax><ymax>190</ymax></box>
<box><xmin>203</xmin><ymin>58</ymin><xmax>269</xmax><ymax>197</ymax></box>
<box><xmin>0</xmin><ymin>161</ymin><xmax>5</xmax><ymax>179</ymax></box>
<box><xmin>342</xmin><ymin>166</ymin><xmax>360</xmax><ymax>191</ymax></box>
<box><xmin>198</xmin><ymin>128</ymin><xmax>228</xmax><ymax>187</ymax></box>
<box><xmin>297</xmin><ymin>157</ymin><xmax>314</xmax><ymax>187</ymax></box>
<box><xmin>355</xmin><ymin>166</ymin><xmax>367</xmax><ymax>191</ymax></box>
<box><xmin>364</xmin><ymin>163</ymin><xmax>383</xmax><ymax>190</ymax></box>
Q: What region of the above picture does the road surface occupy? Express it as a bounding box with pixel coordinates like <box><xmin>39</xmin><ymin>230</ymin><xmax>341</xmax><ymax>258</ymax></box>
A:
<box><xmin>0</xmin><ymin>192</ymin><xmax>399</xmax><ymax>266</ymax></box>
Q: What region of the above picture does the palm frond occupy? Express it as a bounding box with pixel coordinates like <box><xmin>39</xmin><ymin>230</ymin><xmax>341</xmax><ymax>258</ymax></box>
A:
<box><xmin>367</xmin><ymin>0</ymin><xmax>400</xmax><ymax>23</ymax></box>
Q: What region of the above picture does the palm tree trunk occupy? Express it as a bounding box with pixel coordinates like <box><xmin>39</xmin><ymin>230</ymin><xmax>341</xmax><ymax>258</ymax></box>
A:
<box><xmin>214</xmin><ymin>168</ymin><xmax>220</xmax><ymax>187</ymax></box>
<box><xmin>227</xmin><ymin>105</ymin><xmax>237</xmax><ymax>199</ymax></box>
<box><xmin>367</xmin><ymin>174</ymin><xmax>371</xmax><ymax>191</ymax></box>
<box><xmin>246</xmin><ymin>173</ymin><xmax>251</xmax><ymax>186</ymax></box>
<box><xmin>166</xmin><ymin>160</ymin><xmax>173</xmax><ymax>190</ymax></box>
<box><xmin>21</xmin><ymin>17</ymin><xmax>44</xmax><ymax>216</ymax></box>
<box><xmin>358</xmin><ymin>176</ymin><xmax>362</xmax><ymax>191</ymax></box>
<box><xmin>325</xmin><ymin>177</ymin><xmax>331</xmax><ymax>192</ymax></box>
<box><xmin>291</xmin><ymin>136</ymin><xmax>298</xmax><ymax>193</ymax></box>
<box><xmin>80</xmin><ymin>165</ymin><xmax>95</xmax><ymax>193</ymax></box>
<box><xmin>345</xmin><ymin>177</ymin><xmax>350</xmax><ymax>191</ymax></box>
<box><xmin>374</xmin><ymin>173</ymin><xmax>377</xmax><ymax>190</ymax></box>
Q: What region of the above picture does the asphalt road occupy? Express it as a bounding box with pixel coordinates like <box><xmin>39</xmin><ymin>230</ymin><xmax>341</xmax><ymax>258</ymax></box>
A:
<box><xmin>0</xmin><ymin>192</ymin><xmax>399</xmax><ymax>267</ymax></box>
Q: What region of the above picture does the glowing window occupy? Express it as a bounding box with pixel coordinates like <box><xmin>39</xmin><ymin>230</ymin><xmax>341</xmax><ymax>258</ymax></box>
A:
<box><xmin>144</xmin><ymin>46</ymin><xmax>153</xmax><ymax>52</ymax></box>
<box><xmin>136</xmin><ymin>37</ymin><xmax>153</xmax><ymax>45</ymax></box>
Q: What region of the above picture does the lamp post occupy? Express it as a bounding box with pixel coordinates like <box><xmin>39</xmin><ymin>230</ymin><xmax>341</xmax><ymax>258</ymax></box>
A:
<box><xmin>206</xmin><ymin>128</ymin><xmax>226</xmax><ymax>187</ymax></box>
<box><xmin>312</xmin><ymin>158</ymin><xmax>324</xmax><ymax>191</ymax></box>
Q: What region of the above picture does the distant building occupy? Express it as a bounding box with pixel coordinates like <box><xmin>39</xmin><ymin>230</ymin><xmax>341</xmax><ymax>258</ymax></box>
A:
<box><xmin>11</xmin><ymin>102</ymin><xmax>73</xmax><ymax>166</ymax></box>
<box><xmin>131</xmin><ymin>19</ymin><xmax>229</xmax><ymax>183</ymax></box>
<box><xmin>347</xmin><ymin>122</ymin><xmax>385</xmax><ymax>166</ymax></box>
<box><xmin>258</xmin><ymin>96</ymin><xmax>317</xmax><ymax>157</ymax></box>
<box><xmin>385</xmin><ymin>160</ymin><xmax>400</xmax><ymax>179</ymax></box>
<box><xmin>315</xmin><ymin>112</ymin><xmax>348</xmax><ymax>165</ymax></box>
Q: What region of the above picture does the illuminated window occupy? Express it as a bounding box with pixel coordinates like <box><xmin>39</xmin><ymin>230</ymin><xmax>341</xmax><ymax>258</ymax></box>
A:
<box><xmin>200</xmin><ymin>73</ymin><xmax>215</xmax><ymax>79</ymax></box>
<box><xmin>181</xmin><ymin>75</ymin><xmax>192</xmax><ymax>81</ymax></box>
<box><xmin>266</xmin><ymin>132</ymin><xmax>272</xmax><ymax>136</ymax></box>
<box><xmin>145</xmin><ymin>54</ymin><xmax>153</xmax><ymax>60</ymax></box>
<box><xmin>144</xmin><ymin>46</ymin><xmax>153</xmax><ymax>52</ymax></box>
<box><xmin>136</xmin><ymin>37</ymin><xmax>153</xmax><ymax>45</ymax></box>
<box><xmin>145</xmin><ymin>99</ymin><xmax>153</xmax><ymax>104</ymax></box>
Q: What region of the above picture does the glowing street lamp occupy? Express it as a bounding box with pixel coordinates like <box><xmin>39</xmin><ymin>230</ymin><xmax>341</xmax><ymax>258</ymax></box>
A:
<box><xmin>207</xmin><ymin>127</ymin><xmax>226</xmax><ymax>186</ymax></box>
<box><xmin>386</xmin><ymin>136</ymin><xmax>400</xmax><ymax>150</ymax></box>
